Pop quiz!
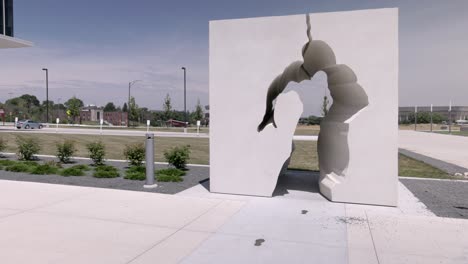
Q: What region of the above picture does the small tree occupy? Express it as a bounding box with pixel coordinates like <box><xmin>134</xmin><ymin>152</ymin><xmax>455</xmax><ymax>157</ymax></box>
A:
<box><xmin>65</xmin><ymin>96</ymin><xmax>84</xmax><ymax>123</ymax></box>
<box><xmin>321</xmin><ymin>96</ymin><xmax>330</xmax><ymax>117</ymax></box>
<box><xmin>123</xmin><ymin>143</ymin><xmax>145</xmax><ymax>167</ymax></box>
<box><xmin>163</xmin><ymin>94</ymin><xmax>173</xmax><ymax>121</ymax></box>
<box><xmin>128</xmin><ymin>96</ymin><xmax>140</xmax><ymax>125</ymax></box>
<box><xmin>16</xmin><ymin>136</ymin><xmax>41</xmax><ymax>161</ymax></box>
<box><xmin>103</xmin><ymin>102</ymin><xmax>116</xmax><ymax>112</ymax></box>
<box><xmin>56</xmin><ymin>140</ymin><xmax>76</xmax><ymax>163</ymax></box>
<box><xmin>122</xmin><ymin>103</ymin><xmax>128</xmax><ymax>112</ymax></box>
<box><xmin>164</xmin><ymin>145</ymin><xmax>190</xmax><ymax>170</ymax></box>
<box><xmin>86</xmin><ymin>141</ymin><xmax>106</xmax><ymax>166</ymax></box>
<box><xmin>191</xmin><ymin>99</ymin><xmax>204</xmax><ymax>123</ymax></box>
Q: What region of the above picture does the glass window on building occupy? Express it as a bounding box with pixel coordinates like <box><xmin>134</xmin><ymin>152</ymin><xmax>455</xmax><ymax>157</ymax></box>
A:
<box><xmin>5</xmin><ymin>0</ymin><xmax>13</xmax><ymax>37</ymax></box>
<box><xmin>0</xmin><ymin>0</ymin><xmax>4</xmax><ymax>35</ymax></box>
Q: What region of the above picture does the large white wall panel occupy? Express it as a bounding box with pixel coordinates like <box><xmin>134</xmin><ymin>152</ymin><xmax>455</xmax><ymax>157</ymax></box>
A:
<box><xmin>209</xmin><ymin>8</ymin><xmax>398</xmax><ymax>206</ymax></box>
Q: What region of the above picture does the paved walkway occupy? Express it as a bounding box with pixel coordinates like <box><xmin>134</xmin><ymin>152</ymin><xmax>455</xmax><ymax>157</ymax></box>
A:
<box><xmin>399</xmin><ymin>149</ymin><xmax>468</xmax><ymax>175</ymax></box>
<box><xmin>401</xmin><ymin>178</ymin><xmax>468</xmax><ymax>219</ymax></box>
<box><xmin>0</xmin><ymin>175</ymin><xmax>467</xmax><ymax>263</ymax></box>
<box><xmin>399</xmin><ymin>130</ymin><xmax>468</xmax><ymax>170</ymax></box>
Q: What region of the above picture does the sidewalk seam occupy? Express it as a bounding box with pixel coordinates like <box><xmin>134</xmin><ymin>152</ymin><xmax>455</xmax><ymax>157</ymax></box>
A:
<box><xmin>125</xmin><ymin>200</ymin><xmax>224</xmax><ymax>264</ymax></box>
<box><xmin>365</xmin><ymin>212</ymin><xmax>381</xmax><ymax>264</ymax></box>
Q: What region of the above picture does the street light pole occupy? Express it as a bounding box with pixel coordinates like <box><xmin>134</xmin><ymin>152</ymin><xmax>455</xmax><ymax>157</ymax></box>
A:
<box><xmin>430</xmin><ymin>104</ymin><xmax>433</xmax><ymax>132</ymax></box>
<box><xmin>127</xmin><ymin>80</ymin><xmax>141</xmax><ymax>127</ymax></box>
<box><xmin>42</xmin><ymin>68</ymin><xmax>49</xmax><ymax>124</ymax></box>
<box><xmin>181</xmin><ymin>67</ymin><xmax>187</xmax><ymax>127</ymax></box>
<box><xmin>414</xmin><ymin>106</ymin><xmax>417</xmax><ymax>131</ymax></box>
<box><xmin>449</xmin><ymin>101</ymin><xmax>452</xmax><ymax>134</ymax></box>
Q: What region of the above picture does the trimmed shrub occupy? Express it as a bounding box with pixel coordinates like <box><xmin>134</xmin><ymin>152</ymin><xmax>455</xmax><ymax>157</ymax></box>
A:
<box><xmin>164</xmin><ymin>145</ymin><xmax>190</xmax><ymax>169</ymax></box>
<box><xmin>156</xmin><ymin>173</ymin><xmax>183</xmax><ymax>182</ymax></box>
<box><xmin>155</xmin><ymin>168</ymin><xmax>186</xmax><ymax>182</ymax></box>
<box><xmin>5</xmin><ymin>162</ymin><xmax>36</xmax><ymax>173</ymax></box>
<box><xmin>56</xmin><ymin>140</ymin><xmax>76</xmax><ymax>163</ymax></box>
<box><xmin>16</xmin><ymin>136</ymin><xmax>41</xmax><ymax>161</ymax></box>
<box><xmin>72</xmin><ymin>164</ymin><xmax>91</xmax><ymax>171</ymax></box>
<box><xmin>123</xmin><ymin>143</ymin><xmax>145</xmax><ymax>167</ymax></box>
<box><xmin>30</xmin><ymin>163</ymin><xmax>60</xmax><ymax>175</ymax></box>
<box><xmin>124</xmin><ymin>166</ymin><xmax>146</xmax><ymax>180</ymax></box>
<box><xmin>93</xmin><ymin>165</ymin><xmax>119</xmax><ymax>178</ymax></box>
<box><xmin>60</xmin><ymin>164</ymin><xmax>90</xmax><ymax>176</ymax></box>
<box><xmin>0</xmin><ymin>160</ymin><xmax>17</xmax><ymax>167</ymax></box>
<box><xmin>22</xmin><ymin>161</ymin><xmax>40</xmax><ymax>167</ymax></box>
<box><xmin>86</xmin><ymin>141</ymin><xmax>106</xmax><ymax>166</ymax></box>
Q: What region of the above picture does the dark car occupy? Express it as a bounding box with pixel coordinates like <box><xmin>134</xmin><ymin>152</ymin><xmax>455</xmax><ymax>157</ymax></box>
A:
<box><xmin>16</xmin><ymin>120</ymin><xmax>44</xmax><ymax>129</ymax></box>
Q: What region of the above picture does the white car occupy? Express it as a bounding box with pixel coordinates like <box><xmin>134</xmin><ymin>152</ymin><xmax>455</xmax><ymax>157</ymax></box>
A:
<box><xmin>16</xmin><ymin>120</ymin><xmax>44</xmax><ymax>129</ymax></box>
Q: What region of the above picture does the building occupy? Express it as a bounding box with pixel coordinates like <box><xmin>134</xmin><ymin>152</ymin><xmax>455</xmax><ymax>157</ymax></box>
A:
<box><xmin>399</xmin><ymin>106</ymin><xmax>468</xmax><ymax>123</ymax></box>
<box><xmin>103</xmin><ymin>111</ymin><xmax>127</xmax><ymax>126</ymax></box>
<box><xmin>80</xmin><ymin>105</ymin><xmax>103</xmax><ymax>123</ymax></box>
<box><xmin>0</xmin><ymin>0</ymin><xmax>32</xmax><ymax>48</ymax></box>
<box><xmin>0</xmin><ymin>0</ymin><xmax>13</xmax><ymax>36</ymax></box>
<box><xmin>79</xmin><ymin>105</ymin><xmax>127</xmax><ymax>126</ymax></box>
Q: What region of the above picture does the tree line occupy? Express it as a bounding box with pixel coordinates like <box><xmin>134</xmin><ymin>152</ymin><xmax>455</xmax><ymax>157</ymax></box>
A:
<box><xmin>0</xmin><ymin>93</ymin><xmax>206</xmax><ymax>126</ymax></box>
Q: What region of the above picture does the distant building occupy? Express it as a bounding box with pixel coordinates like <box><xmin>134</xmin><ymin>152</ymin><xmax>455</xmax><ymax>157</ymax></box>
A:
<box><xmin>103</xmin><ymin>111</ymin><xmax>127</xmax><ymax>126</ymax></box>
<box><xmin>80</xmin><ymin>105</ymin><xmax>103</xmax><ymax>122</ymax></box>
<box><xmin>166</xmin><ymin>119</ymin><xmax>187</xmax><ymax>127</ymax></box>
<box><xmin>79</xmin><ymin>105</ymin><xmax>127</xmax><ymax>126</ymax></box>
<box><xmin>399</xmin><ymin>106</ymin><xmax>468</xmax><ymax>123</ymax></box>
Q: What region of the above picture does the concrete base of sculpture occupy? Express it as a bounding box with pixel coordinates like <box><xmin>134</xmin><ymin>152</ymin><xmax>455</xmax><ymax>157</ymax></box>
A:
<box><xmin>209</xmin><ymin>8</ymin><xmax>398</xmax><ymax>206</ymax></box>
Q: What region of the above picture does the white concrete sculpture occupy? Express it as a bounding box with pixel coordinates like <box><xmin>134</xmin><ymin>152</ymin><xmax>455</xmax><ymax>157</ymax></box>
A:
<box><xmin>210</xmin><ymin>8</ymin><xmax>398</xmax><ymax>206</ymax></box>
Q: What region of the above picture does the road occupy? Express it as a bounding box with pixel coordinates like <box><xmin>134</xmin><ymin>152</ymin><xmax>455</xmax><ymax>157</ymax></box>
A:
<box><xmin>0</xmin><ymin>126</ymin><xmax>319</xmax><ymax>141</ymax></box>
<box><xmin>399</xmin><ymin>130</ymin><xmax>468</xmax><ymax>170</ymax></box>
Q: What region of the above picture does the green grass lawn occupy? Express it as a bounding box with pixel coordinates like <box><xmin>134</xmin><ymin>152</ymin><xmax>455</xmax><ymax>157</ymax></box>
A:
<box><xmin>55</xmin><ymin>125</ymin><xmax>209</xmax><ymax>134</ymax></box>
<box><xmin>0</xmin><ymin>132</ymin><xmax>459</xmax><ymax>179</ymax></box>
<box><xmin>294</xmin><ymin>125</ymin><xmax>320</xmax><ymax>136</ymax></box>
<box><xmin>398</xmin><ymin>153</ymin><xmax>454</xmax><ymax>179</ymax></box>
<box><xmin>0</xmin><ymin>133</ymin><xmax>209</xmax><ymax>165</ymax></box>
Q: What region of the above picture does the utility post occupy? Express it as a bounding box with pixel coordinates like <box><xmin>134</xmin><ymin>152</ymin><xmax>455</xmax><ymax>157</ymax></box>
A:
<box><xmin>181</xmin><ymin>67</ymin><xmax>187</xmax><ymax>133</ymax></box>
<box><xmin>449</xmin><ymin>101</ymin><xmax>452</xmax><ymax>134</ymax></box>
<box><xmin>430</xmin><ymin>104</ymin><xmax>433</xmax><ymax>132</ymax></box>
<box><xmin>42</xmin><ymin>68</ymin><xmax>49</xmax><ymax>124</ymax></box>
<box><xmin>127</xmin><ymin>80</ymin><xmax>141</xmax><ymax>127</ymax></box>
<box><xmin>414</xmin><ymin>106</ymin><xmax>417</xmax><ymax>131</ymax></box>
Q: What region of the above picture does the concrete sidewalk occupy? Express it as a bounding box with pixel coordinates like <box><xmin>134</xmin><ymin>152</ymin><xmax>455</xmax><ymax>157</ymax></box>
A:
<box><xmin>399</xmin><ymin>130</ymin><xmax>468</xmax><ymax>170</ymax></box>
<box><xmin>0</xmin><ymin>178</ymin><xmax>466</xmax><ymax>263</ymax></box>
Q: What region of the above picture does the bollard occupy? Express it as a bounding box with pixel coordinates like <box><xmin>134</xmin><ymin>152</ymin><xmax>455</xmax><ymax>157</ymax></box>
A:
<box><xmin>144</xmin><ymin>133</ymin><xmax>157</xmax><ymax>188</ymax></box>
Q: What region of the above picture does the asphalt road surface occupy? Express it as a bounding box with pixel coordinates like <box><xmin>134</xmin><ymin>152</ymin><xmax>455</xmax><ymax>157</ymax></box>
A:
<box><xmin>0</xmin><ymin>126</ymin><xmax>318</xmax><ymax>141</ymax></box>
